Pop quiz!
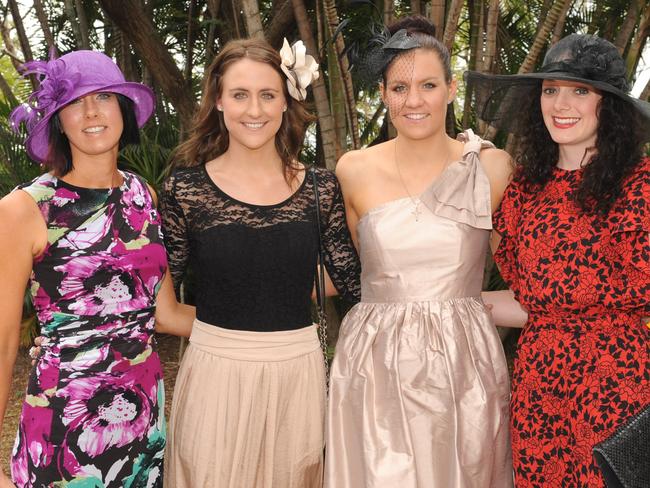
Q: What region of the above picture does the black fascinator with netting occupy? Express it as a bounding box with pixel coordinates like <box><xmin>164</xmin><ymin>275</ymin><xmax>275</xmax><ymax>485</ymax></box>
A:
<box><xmin>465</xmin><ymin>34</ymin><xmax>650</xmax><ymax>134</ymax></box>
<box><xmin>355</xmin><ymin>27</ymin><xmax>421</xmax><ymax>87</ymax></box>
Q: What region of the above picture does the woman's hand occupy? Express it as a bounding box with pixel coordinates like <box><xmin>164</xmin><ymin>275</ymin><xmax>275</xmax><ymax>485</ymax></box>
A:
<box><xmin>312</xmin><ymin>266</ymin><xmax>339</xmax><ymax>301</ymax></box>
<box><xmin>154</xmin><ymin>271</ymin><xmax>195</xmax><ymax>337</ymax></box>
<box><xmin>482</xmin><ymin>290</ymin><xmax>528</xmax><ymax>328</ymax></box>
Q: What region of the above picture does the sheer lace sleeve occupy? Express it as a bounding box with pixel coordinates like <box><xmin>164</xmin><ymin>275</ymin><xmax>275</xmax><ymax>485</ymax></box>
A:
<box><xmin>159</xmin><ymin>171</ymin><xmax>190</xmax><ymax>294</ymax></box>
<box><xmin>315</xmin><ymin>168</ymin><xmax>361</xmax><ymax>303</ymax></box>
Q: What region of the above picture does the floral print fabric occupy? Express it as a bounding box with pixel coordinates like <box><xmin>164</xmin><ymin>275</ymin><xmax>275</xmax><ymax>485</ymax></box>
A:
<box><xmin>493</xmin><ymin>158</ymin><xmax>650</xmax><ymax>487</ymax></box>
<box><xmin>11</xmin><ymin>171</ymin><xmax>167</xmax><ymax>487</ymax></box>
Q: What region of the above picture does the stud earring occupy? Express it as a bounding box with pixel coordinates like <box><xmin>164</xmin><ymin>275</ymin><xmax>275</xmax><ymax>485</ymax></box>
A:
<box><xmin>217</xmin><ymin>105</ymin><xmax>223</xmax><ymax>111</ymax></box>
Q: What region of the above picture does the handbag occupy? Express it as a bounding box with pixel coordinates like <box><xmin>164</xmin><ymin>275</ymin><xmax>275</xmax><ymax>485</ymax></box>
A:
<box><xmin>593</xmin><ymin>403</ymin><xmax>650</xmax><ymax>488</ymax></box>
<box><xmin>310</xmin><ymin>167</ymin><xmax>331</xmax><ymax>386</ymax></box>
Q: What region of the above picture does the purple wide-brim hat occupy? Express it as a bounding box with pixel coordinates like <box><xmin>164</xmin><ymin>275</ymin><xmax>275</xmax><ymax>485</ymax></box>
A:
<box><xmin>10</xmin><ymin>50</ymin><xmax>155</xmax><ymax>163</ymax></box>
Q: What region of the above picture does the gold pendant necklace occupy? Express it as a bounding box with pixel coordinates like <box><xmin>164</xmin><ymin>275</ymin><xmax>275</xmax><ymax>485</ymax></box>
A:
<box><xmin>394</xmin><ymin>140</ymin><xmax>421</xmax><ymax>221</ymax></box>
<box><xmin>394</xmin><ymin>139</ymin><xmax>450</xmax><ymax>222</ymax></box>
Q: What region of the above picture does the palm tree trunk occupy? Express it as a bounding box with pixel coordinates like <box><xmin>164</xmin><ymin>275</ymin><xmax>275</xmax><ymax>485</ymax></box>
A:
<box><xmin>231</xmin><ymin>0</ymin><xmax>242</xmax><ymax>38</ymax></box>
<box><xmin>443</xmin><ymin>0</ymin><xmax>465</xmax><ymax>51</ymax></box>
<box><xmin>185</xmin><ymin>0</ymin><xmax>197</xmax><ymax>88</ymax></box>
<box><xmin>7</xmin><ymin>0</ymin><xmax>33</xmax><ymax>62</ymax></box>
<box><xmin>7</xmin><ymin>0</ymin><xmax>36</xmax><ymax>89</ymax></box>
<box><xmin>613</xmin><ymin>0</ymin><xmax>640</xmax><ymax>54</ymax></box>
<box><xmin>241</xmin><ymin>0</ymin><xmax>265</xmax><ymax>39</ymax></box>
<box><xmin>63</xmin><ymin>0</ymin><xmax>83</xmax><ymax>49</ymax></box>
<box><xmin>429</xmin><ymin>0</ymin><xmax>446</xmax><ymax>40</ymax></box>
<box><xmin>266</xmin><ymin>0</ymin><xmax>295</xmax><ymax>48</ymax></box>
<box><xmin>322</xmin><ymin>0</ymin><xmax>360</xmax><ymax>148</ymax></box>
<box><xmin>463</xmin><ymin>0</ymin><xmax>483</xmax><ymax>128</ymax></box>
<box><xmin>33</xmin><ymin>0</ymin><xmax>56</xmax><ymax>51</ymax></box>
<box><xmin>205</xmin><ymin>0</ymin><xmax>221</xmax><ymax>64</ymax></box>
<box><xmin>99</xmin><ymin>0</ymin><xmax>197</xmax><ymax>130</ymax></box>
<box><xmin>477</xmin><ymin>0</ymin><xmax>499</xmax><ymax>135</ymax></box>
<box><xmin>1</xmin><ymin>11</ymin><xmax>24</xmax><ymax>70</ymax></box>
<box><xmin>518</xmin><ymin>0</ymin><xmax>574</xmax><ymax>74</ymax></box>
<box><xmin>483</xmin><ymin>0</ymin><xmax>499</xmax><ymax>72</ymax></box>
<box><xmin>291</xmin><ymin>0</ymin><xmax>337</xmax><ymax>168</ymax></box>
<box><xmin>625</xmin><ymin>5</ymin><xmax>649</xmax><ymax>77</ymax></box>
<box><xmin>74</xmin><ymin>0</ymin><xmax>91</xmax><ymax>49</ymax></box>
<box><xmin>384</xmin><ymin>0</ymin><xmax>395</xmax><ymax>25</ymax></box>
<box><xmin>551</xmin><ymin>1</ymin><xmax>570</xmax><ymax>44</ymax></box>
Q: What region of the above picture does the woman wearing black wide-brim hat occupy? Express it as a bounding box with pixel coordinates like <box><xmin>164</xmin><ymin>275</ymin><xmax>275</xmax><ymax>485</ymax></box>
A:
<box><xmin>468</xmin><ymin>34</ymin><xmax>650</xmax><ymax>487</ymax></box>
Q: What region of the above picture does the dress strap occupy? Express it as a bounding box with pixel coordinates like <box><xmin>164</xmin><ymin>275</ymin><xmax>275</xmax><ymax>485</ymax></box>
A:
<box><xmin>419</xmin><ymin>129</ymin><xmax>493</xmax><ymax>229</ymax></box>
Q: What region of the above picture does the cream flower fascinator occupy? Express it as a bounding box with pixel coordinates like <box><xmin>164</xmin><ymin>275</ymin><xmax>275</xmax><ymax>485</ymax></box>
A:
<box><xmin>280</xmin><ymin>38</ymin><xmax>320</xmax><ymax>101</ymax></box>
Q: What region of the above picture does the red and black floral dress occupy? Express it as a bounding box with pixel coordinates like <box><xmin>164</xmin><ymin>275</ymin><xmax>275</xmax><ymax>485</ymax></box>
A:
<box><xmin>493</xmin><ymin>158</ymin><xmax>650</xmax><ymax>487</ymax></box>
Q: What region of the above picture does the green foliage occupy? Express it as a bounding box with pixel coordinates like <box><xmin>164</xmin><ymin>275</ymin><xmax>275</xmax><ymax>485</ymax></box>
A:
<box><xmin>0</xmin><ymin>99</ymin><xmax>43</xmax><ymax>198</ymax></box>
<box><xmin>119</xmin><ymin>121</ymin><xmax>180</xmax><ymax>193</ymax></box>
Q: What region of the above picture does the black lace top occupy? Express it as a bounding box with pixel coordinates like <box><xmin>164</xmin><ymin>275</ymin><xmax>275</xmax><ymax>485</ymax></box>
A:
<box><xmin>159</xmin><ymin>165</ymin><xmax>361</xmax><ymax>332</ymax></box>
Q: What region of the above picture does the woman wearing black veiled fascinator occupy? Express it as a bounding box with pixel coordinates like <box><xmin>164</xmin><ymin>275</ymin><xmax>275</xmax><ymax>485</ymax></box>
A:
<box><xmin>325</xmin><ymin>15</ymin><xmax>514</xmax><ymax>487</ymax></box>
<box><xmin>469</xmin><ymin>34</ymin><xmax>650</xmax><ymax>487</ymax></box>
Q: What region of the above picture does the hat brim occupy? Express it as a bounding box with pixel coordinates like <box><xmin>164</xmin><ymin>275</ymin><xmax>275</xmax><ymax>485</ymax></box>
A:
<box><xmin>464</xmin><ymin>71</ymin><xmax>650</xmax><ymax>134</ymax></box>
<box><xmin>26</xmin><ymin>81</ymin><xmax>155</xmax><ymax>163</ymax></box>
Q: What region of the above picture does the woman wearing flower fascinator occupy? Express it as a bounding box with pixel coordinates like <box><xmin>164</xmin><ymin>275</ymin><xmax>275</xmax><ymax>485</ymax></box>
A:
<box><xmin>325</xmin><ymin>16</ymin><xmax>513</xmax><ymax>487</ymax></box>
<box><xmin>0</xmin><ymin>51</ymin><xmax>194</xmax><ymax>487</ymax></box>
<box><xmin>468</xmin><ymin>34</ymin><xmax>650</xmax><ymax>486</ymax></box>
<box><xmin>160</xmin><ymin>38</ymin><xmax>360</xmax><ymax>487</ymax></box>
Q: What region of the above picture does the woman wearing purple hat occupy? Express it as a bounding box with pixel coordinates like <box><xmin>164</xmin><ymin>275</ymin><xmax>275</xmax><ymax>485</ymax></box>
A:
<box><xmin>468</xmin><ymin>34</ymin><xmax>650</xmax><ymax>486</ymax></box>
<box><xmin>0</xmin><ymin>51</ymin><xmax>194</xmax><ymax>487</ymax></box>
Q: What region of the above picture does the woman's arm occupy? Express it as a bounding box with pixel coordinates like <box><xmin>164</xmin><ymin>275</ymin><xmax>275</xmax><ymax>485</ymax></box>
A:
<box><xmin>479</xmin><ymin>147</ymin><xmax>514</xmax><ymax>213</ymax></box>
<box><xmin>482</xmin><ymin>289</ymin><xmax>528</xmax><ymax>328</ymax></box>
<box><xmin>154</xmin><ymin>270</ymin><xmax>195</xmax><ymax>337</ymax></box>
<box><xmin>0</xmin><ymin>192</ymin><xmax>45</xmax><ymax>486</ymax></box>
<box><xmin>487</xmin><ymin>228</ymin><xmax>527</xmax><ymax>328</ymax></box>
<box><xmin>316</xmin><ymin>168</ymin><xmax>362</xmax><ymax>303</ymax></box>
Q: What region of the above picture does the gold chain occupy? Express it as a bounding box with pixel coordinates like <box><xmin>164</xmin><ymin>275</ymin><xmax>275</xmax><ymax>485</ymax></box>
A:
<box><xmin>393</xmin><ymin>138</ymin><xmax>450</xmax><ymax>222</ymax></box>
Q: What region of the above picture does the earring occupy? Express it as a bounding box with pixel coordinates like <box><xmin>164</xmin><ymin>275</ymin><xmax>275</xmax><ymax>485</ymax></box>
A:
<box><xmin>217</xmin><ymin>105</ymin><xmax>223</xmax><ymax>111</ymax></box>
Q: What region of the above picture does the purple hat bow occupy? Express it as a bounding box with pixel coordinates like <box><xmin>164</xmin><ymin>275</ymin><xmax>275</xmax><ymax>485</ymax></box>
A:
<box><xmin>10</xmin><ymin>55</ymin><xmax>81</xmax><ymax>133</ymax></box>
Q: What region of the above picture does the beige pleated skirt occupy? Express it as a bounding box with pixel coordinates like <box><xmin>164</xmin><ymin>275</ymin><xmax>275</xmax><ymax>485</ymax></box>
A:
<box><xmin>164</xmin><ymin>319</ymin><xmax>326</xmax><ymax>488</ymax></box>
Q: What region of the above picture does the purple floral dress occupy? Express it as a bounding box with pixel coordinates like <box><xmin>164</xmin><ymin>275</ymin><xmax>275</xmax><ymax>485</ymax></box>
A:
<box><xmin>10</xmin><ymin>171</ymin><xmax>167</xmax><ymax>488</ymax></box>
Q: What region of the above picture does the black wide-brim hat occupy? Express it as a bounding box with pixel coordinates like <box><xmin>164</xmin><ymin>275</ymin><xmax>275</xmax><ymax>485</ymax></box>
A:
<box><xmin>464</xmin><ymin>34</ymin><xmax>650</xmax><ymax>134</ymax></box>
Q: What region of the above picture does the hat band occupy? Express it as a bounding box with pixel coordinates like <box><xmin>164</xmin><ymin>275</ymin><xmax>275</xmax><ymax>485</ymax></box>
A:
<box><xmin>539</xmin><ymin>61</ymin><xmax>628</xmax><ymax>92</ymax></box>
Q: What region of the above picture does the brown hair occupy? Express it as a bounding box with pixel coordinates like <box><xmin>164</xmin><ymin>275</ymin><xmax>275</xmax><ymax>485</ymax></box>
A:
<box><xmin>173</xmin><ymin>38</ymin><xmax>315</xmax><ymax>181</ymax></box>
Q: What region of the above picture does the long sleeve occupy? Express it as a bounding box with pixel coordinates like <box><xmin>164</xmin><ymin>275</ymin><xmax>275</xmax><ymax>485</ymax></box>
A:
<box><xmin>317</xmin><ymin>169</ymin><xmax>361</xmax><ymax>304</ymax></box>
<box><xmin>159</xmin><ymin>172</ymin><xmax>190</xmax><ymax>295</ymax></box>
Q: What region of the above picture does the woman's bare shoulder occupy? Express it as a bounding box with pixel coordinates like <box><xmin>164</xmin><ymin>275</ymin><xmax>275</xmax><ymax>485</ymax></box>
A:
<box><xmin>336</xmin><ymin>143</ymin><xmax>391</xmax><ymax>185</ymax></box>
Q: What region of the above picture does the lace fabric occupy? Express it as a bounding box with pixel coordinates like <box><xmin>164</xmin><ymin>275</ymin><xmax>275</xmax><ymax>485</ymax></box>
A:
<box><xmin>159</xmin><ymin>165</ymin><xmax>361</xmax><ymax>332</ymax></box>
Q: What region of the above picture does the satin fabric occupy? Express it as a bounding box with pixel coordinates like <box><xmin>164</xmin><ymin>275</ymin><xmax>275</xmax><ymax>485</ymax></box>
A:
<box><xmin>325</xmin><ymin>131</ymin><xmax>513</xmax><ymax>488</ymax></box>
<box><xmin>165</xmin><ymin>320</ymin><xmax>326</xmax><ymax>488</ymax></box>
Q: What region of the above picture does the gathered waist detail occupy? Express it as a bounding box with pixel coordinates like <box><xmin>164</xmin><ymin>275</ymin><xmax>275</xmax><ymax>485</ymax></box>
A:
<box><xmin>189</xmin><ymin>319</ymin><xmax>320</xmax><ymax>361</ymax></box>
<box><xmin>38</xmin><ymin>307</ymin><xmax>156</xmax><ymax>361</ymax></box>
<box><xmin>359</xmin><ymin>294</ymin><xmax>483</xmax><ymax>305</ymax></box>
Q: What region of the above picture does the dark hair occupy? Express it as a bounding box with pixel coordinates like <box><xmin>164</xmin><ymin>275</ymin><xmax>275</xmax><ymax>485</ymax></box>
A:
<box><xmin>45</xmin><ymin>93</ymin><xmax>140</xmax><ymax>176</ymax></box>
<box><xmin>514</xmin><ymin>86</ymin><xmax>646</xmax><ymax>215</ymax></box>
<box><xmin>173</xmin><ymin>38</ymin><xmax>314</xmax><ymax>183</ymax></box>
<box><xmin>384</xmin><ymin>15</ymin><xmax>451</xmax><ymax>84</ymax></box>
